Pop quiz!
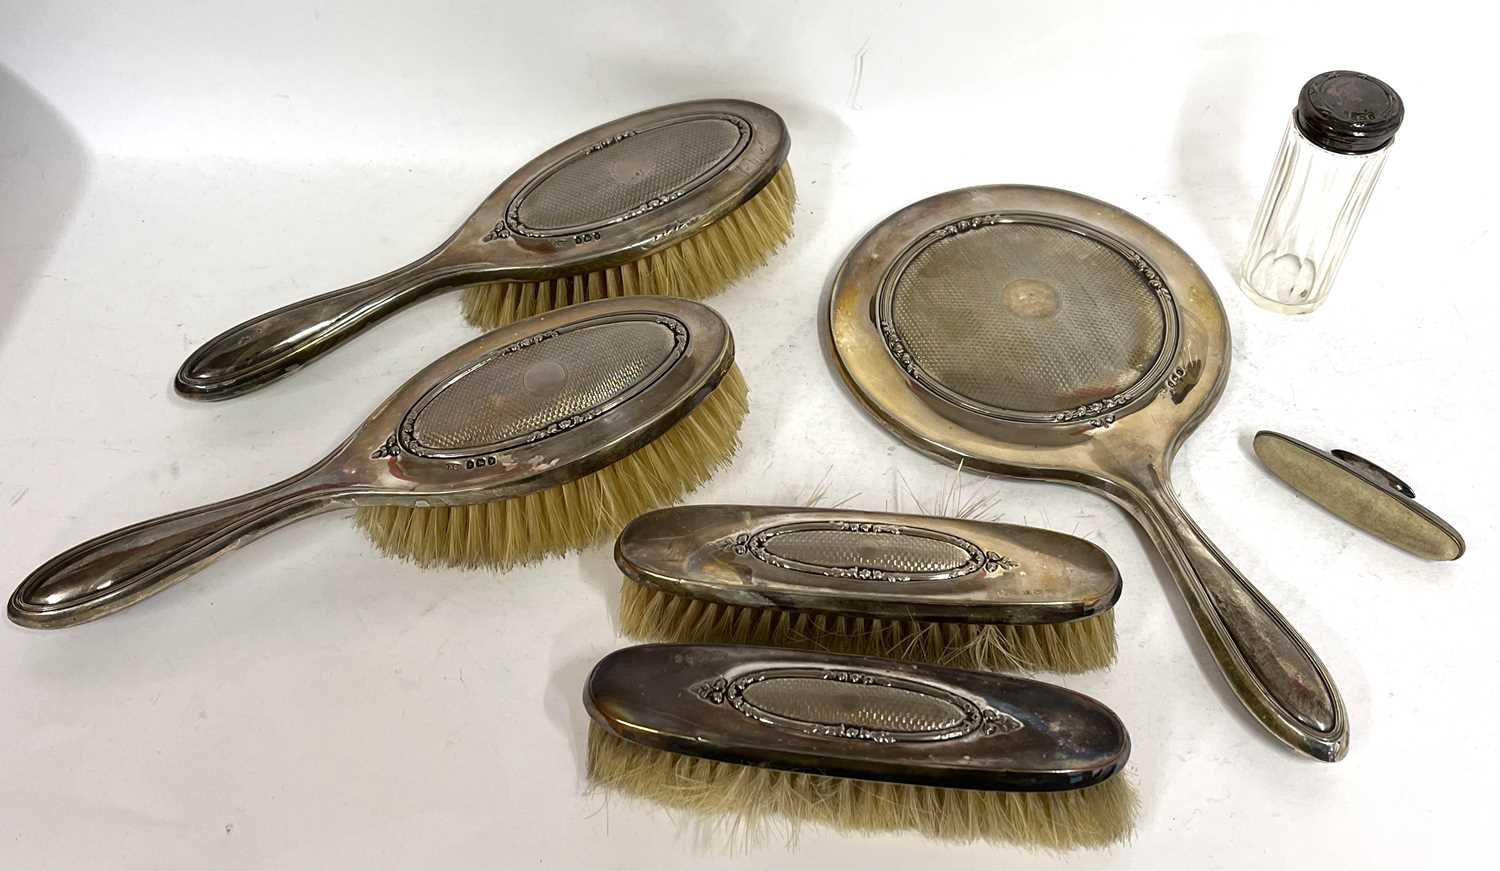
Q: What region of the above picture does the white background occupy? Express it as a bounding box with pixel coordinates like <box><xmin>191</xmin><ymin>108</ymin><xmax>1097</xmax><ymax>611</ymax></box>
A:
<box><xmin>3</xmin><ymin>2</ymin><xmax>1496</xmax><ymax>867</ymax></box>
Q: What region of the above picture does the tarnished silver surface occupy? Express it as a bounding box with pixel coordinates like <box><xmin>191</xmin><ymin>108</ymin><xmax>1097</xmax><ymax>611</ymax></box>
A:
<box><xmin>882</xmin><ymin>216</ymin><xmax>1174</xmax><ymax>419</ymax></box>
<box><xmin>829</xmin><ymin>185</ymin><xmax>1348</xmax><ymax>762</ymax></box>
<box><xmin>616</xmin><ymin>504</ymin><xmax>1120</xmax><ymax>624</ymax></box>
<box><xmin>11</xmin><ymin>298</ymin><xmax>734</xmax><ymax>629</ymax></box>
<box><xmin>585</xmin><ymin>643</ymin><xmax>1129</xmax><ymax>791</ymax></box>
<box><xmin>174</xmin><ymin>99</ymin><xmax>786</xmax><ymax>400</ymax></box>
<box><xmin>401</xmin><ymin>316</ymin><xmax>686</xmax><ymax>457</ymax></box>
<box><xmin>511</xmin><ymin>116</ymin><xmax>749</xmax><ymax>234</ymax></box>
<box><xmin>1254</xmin><ymin>431</ymin><xmax>1465</xmax><ymax>561</ymax></box>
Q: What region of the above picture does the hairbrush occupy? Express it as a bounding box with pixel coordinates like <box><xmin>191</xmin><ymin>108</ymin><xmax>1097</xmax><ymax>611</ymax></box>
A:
<box><xmin>175</xmin><ymin>99</ymin><xmax>791</xmax><ymax>400</ymax></box>
<box><xmin>11</xmin><ymin>297</ymin><xmax>745</xmax><ymax>628</ymax></box>
<box><xmin>615</xmin><ymin>504</ymin><xmax>1120</xmax><ymax>672</ymax></box>
<box><xmin>585</xmin><ymin>643</ymin><xmax>1135</xmax><ymax>849</ymax></box>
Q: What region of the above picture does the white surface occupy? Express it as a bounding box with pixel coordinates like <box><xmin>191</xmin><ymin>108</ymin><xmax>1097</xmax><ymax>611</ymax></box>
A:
<box><xmin>2</xmin><ymin>2</ymin><xmax>1496</xmax><ymax>867</ymax></box>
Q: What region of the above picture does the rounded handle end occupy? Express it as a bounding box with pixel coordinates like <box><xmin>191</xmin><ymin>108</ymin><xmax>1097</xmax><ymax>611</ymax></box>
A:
<box><xmin>9</xmin><ymin>475</ymin><xmax>330</xmax><ymax>629</ymax></box>
<box><xmin>173</xmin><ymin>352</ymin><xmax>273</xmax><ymax>402</ymax></box>
<box><xmin>174</xmin><ymin>260</ymin><xmax>441</xmax><ymax>401</ymax></box>
<box><xmin>173</xmin><ymin>311</ymin><xmax>317</xmax><ymax>402</ymax></box>
<box><xmin>9</xmin><ymin>589</ymin><xmax>59</xmax><ymax>629</ymax></box>
<box><xmin>8</xmin><ymin>558</ymin><xmax>109</xmax><ymax>629</ymax></box>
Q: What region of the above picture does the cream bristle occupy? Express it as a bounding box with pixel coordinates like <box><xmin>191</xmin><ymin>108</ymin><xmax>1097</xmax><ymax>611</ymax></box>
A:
<box><xmin>587</xmin><ymin>725</ymin><xmax>1135</xmax><ymax>850</ymax></box>
<box><xmin>618</xmin><ymin>576</ymin><xmax>1115</xmax><ymax>674</ymax></box>
<box><xmin>356</xmin><ymin>366</ymin><xmax>748</xmax><ymax>568</ymax></box>
<box><xmin>461</xmin><ymin>165</ymin><xmax>796</xmax><ymax>329</ymax></box>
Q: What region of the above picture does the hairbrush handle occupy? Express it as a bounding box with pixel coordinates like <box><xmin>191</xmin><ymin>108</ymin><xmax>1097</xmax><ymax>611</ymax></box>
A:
<box><xmin>9</xmin><ymin>471</ymin><xmax>339</xmax><ymax>628</ymax></box>
<box><xmin>1129</xmin><ymin>467</ymin><xmax>1348</xmax><ymax>762</ymax></box>
<box><xmin>174</xmin><ymin>250</ymin><xmax>473</xmax><ymax>401</ymax></box>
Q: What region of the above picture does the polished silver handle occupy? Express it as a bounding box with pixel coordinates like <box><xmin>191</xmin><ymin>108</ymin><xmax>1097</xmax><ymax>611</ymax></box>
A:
<box><xmin>8</xmin><ymin>473</ymin><xmax>336</xmax><ymax>628</ymax></box>
<box><xmin>1131</xmin><ymin>466</ymin><xmax>1348</xmax><ymax>762</ymax></box>
<box><xmin>174</xmin><ymin>252</ymin><xmax>467</xmax><ymax>401</ymax></box>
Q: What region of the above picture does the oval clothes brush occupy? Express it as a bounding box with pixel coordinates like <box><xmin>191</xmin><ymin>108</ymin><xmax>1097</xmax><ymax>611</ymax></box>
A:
<box><xmin>174</xmin><ymin>99</ymin><xmax>793</xmax><ymax>400</ymax></box>
<box><xmin>585</xmin><ymin>643</ymin><xmax>1135</xmax><ymax>849</ymax></box>
<box><xmin>11</xmin><ymin>298</ymin><xmax>746</xmax><ymax>629</ymax></box>
<box><xmin>1253</xmin><ymin>430</ymin><xmax>1465</xmax><ymax>561</ymax></box>
<box><xmin>615</xmin><ymin>504</ymin><xmax>1121</xmax><ymax>672</ymax></box>
<box><xmin>828</xmin><ymin>185</ymin><xmax>1347</xmax><ymax>762</ymax></box>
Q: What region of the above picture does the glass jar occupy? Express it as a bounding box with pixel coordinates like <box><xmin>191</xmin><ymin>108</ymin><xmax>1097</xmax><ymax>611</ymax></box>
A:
<box><xmin>1238</xmin><ymin>71</ymin><xmax>1404</xmax><ymax>314</ymax></box>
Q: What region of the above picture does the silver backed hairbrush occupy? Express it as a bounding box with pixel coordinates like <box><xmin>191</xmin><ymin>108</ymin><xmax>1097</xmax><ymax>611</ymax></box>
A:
<box><xmin>615</xmin><ymin>504</ymin><xmax>1121</xmax><ymax>672</ymax></box>
<box><xmin>175</xmin><ymin>99</ymin><xmax>792</xmax><ymax>400</ymax></box>
<box><xmin>12</xmin><ymin>297</ymin><xmax>746</xmax><ymax>629</ymax></box>
<box><xmin>585</xmin><ymin>643</ymin><xmax>1135</xmax><ymax>849</ymax></box>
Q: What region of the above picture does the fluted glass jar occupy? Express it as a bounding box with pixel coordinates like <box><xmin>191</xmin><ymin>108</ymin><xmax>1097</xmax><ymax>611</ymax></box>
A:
<box><xmin>1239</xmin><ymin>71</ymin><xmax>1404</xmax><ymax>314</ymax></box>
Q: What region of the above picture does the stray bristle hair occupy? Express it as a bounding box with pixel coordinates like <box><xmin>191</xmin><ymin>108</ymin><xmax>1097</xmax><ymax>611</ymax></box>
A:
<box><xmin>587</xmin><ymin>725</ymin><xmax>1135</xmax><ymax>850</ymax></box>
<box><xmin>618</xmin><ymin>577</ymin><xmax>1114</xmax><ymax>673</ymax></box>
<box><xmin>461</xmin><ymin>164</ymin><xmax>796</xmax><ymax>330</ymax></box>
<box><xmin>356</xmin><ymin>366</ymin><xmax>747</xmax><ymax>568</ymax></box>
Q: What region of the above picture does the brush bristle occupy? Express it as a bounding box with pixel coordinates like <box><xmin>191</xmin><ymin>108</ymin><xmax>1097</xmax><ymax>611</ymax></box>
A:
<box><xmin>618</xmin><ymin>577</ymin><xmax>1115</xmax><ymax>674</ymax></box>
<box><xmin>587</xmin><ymin>725</ymin><xmax>1135</xmax><ymax>850</ymax></box>
<box><xmin>461</xmin><ymin>164</ymin><xmax>796</xmax><ymax>329</ymax></box>
<box><xmin>355</xmin><ymin>366</ymin><xmax>748</xmax><ymax>568</ymax></box>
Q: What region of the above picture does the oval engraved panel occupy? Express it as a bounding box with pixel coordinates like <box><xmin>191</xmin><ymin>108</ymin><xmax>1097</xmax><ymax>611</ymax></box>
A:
<box><xmin>510</xmin><ymin>115</ymin><xmax>750</xmax><ymax>236</ymax></box>
<box><xmin>745</xmin><ymin>521</ymin><xmax>989</xmax><ymax>582</ymax></box>
<box><xmin>399</xmin><ymin>315</ymin><xmax>686</xmax><ymax>458</ymax></box>
<box><xmin>706</xmin><ymin>667</ymin><xmax>1020</xmax><ymax>743</ymax></box>
<box><xmin>741</xmin><ymin>676</ymin><xmax>968</xmax><ymax>734</ymax></box>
